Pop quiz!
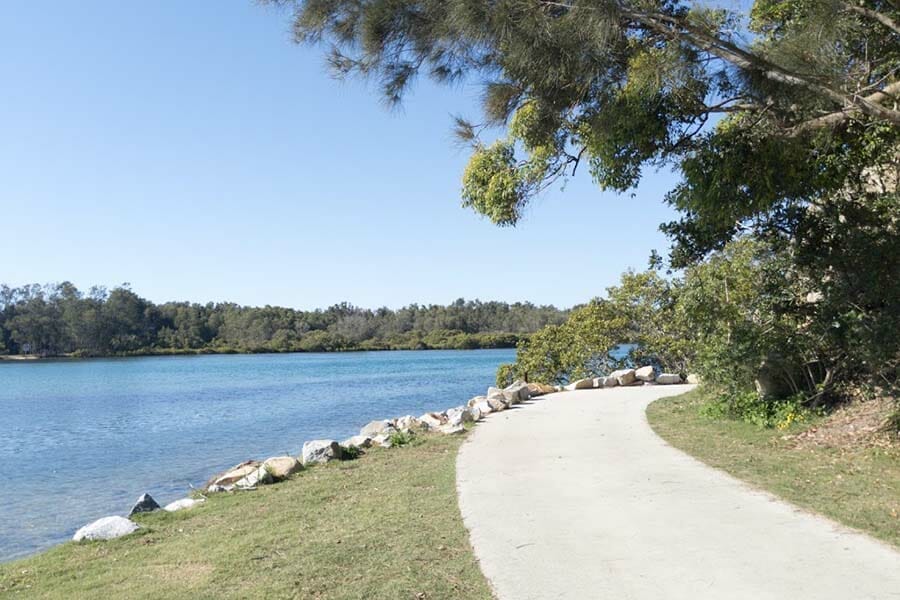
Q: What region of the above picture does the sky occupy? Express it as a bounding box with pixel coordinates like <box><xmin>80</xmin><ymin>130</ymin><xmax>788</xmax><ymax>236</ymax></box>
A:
<box><xmin>1</xmin><ymin>1</ymin><xmax>685</xmax><ymax>310</ymax></box>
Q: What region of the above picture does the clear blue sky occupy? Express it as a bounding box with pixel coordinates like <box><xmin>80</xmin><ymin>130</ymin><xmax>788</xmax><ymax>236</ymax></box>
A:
<box><xmin>1</xmin><ymin>1</ymin><xmax>684</xmax><ymax>310</ymax></box>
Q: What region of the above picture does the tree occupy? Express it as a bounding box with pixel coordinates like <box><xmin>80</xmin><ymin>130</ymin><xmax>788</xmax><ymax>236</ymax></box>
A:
<box><xmin>269</xmin><ymin>0</ymin><xmax>899</xmax><ymax>228</ymax></box>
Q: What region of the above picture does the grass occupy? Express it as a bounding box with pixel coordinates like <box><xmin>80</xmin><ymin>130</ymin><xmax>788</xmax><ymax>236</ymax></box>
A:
<box><xmin>0</xmin><ymin>434</ymin><xmax>493</xmax><ymax>600</ymax></box>
<box><xmin>647</xmin><ymin>387</ymin><xmax>900</xmax><ymax>548</ymax></box>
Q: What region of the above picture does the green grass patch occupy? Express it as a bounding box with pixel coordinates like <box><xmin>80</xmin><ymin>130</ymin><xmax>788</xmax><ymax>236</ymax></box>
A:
<box><xmin>647</xmin><ymin>388</ymin><xmax>900</xmax><ymax>548</ymax></box>
<box><xmin>0</xmin><ymin>435</ymin><xmax>492</xmax><ymax>599</ymax></box>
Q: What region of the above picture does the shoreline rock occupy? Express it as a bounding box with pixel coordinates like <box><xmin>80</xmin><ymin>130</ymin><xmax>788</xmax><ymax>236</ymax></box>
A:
<box><xmin>302</xmin><ymin>440</ymin><xmax>343</xmax><ymax>465</ymax></box>
<box><xmin>73</xmin><ymin>516</ymin><xmax>139</xmax><ymax>542</ymax></box>
<box><xmin>128</xmin><ymin>493</ymin><xmax>160</xmax><ymax>517</ymax></box>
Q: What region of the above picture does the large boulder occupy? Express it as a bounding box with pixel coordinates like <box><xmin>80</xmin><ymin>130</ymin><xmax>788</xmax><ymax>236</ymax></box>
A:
<box><xmin>467</xmin><ymin>405</ymin><xmax>483</xmax><ymax>421</ymax></box>
<box><xmin>504</xmin><ymin>380</ymin><xmax>531</xmax><ymax>403</ymax></box>
<box><xmin>206</xmin><ymin>460</ymin><xmax>260</xmax><ymax>492</ymax></box>
<box><xmin>635</xmin><ymin>366</ymin><xmax>655</xmax><ymax>382</ymax></box>
<box><xmin>341</xmin><ymin>434</ymin><xmax>373</xmax><ymax>449</ymax></box>
<box><xmin>611</xmin><ymin>368</ymin><xmax>637</xmax><ymax>386</ymax></box>
<box><xmin>360</xmin><ymin>419</ymin><xmax>396</xmax><ymax>437</ymax></box>
<box><xmin>262</xmin><ymin>456</ymin><xmax>302</xmax><ymax>480</ymax></box>
<box><xmin>656</xmin><ymin>373</ymin><xmax>684</xmax><ymax>385</ymax></box>
<box><xmin>526</xmin><ymin>382</ymin><xmax>556</xmax><ymax>396</ymax></box>
<box><xmin>301</xmin><ymin>440</ymin><xmax>343</xmax><ymax>465</ymax></box>
<box><xmin>73</xmin><ymin>516</ymin><xmax>140</xmax><ymax>542</ymax></box>
<box><xmin>564</xmin><ymin>378</ymin><xmax>594</xmax><ymax>391</ymax></box>
<box><xmin>467</xmin><ymin>395</ymin><xmax>486</xmax><ymax>408</ymax></box>
<box><xmin>419</xmin><ymin>412</ymin><xmax>447</xmax><ymax>429</ymax></box>
<box><xmin>686</xmin><ymin>373</ymin><xmax>701</xmax><ymax>384</ymax></box>
<box><xmin>486</xmin><ymin>386</ymin><xmax>502</xmax><ymax>398</ymax></box>
<box><xmin>603</xmin><ymin>376</ymin><xmax>619</xmax><ymax>388</ymax></box>
<box><xmin>446</xmin><ymin>406</ymin><xmax>474</xmax><ymax>427</ymax></box>
<box><xmin>128</xmin><ymin>493</ymin><xmax>160</xmax><ymax>517</ymax></box>
<box><xmin>474</xmin><ymin>400</ymin><xmax>493</xmax><ymax>416</ymax></box>
<box><xmin>486</xmin><ymin>397</ymin><xmax>507</xmax><ymax>412</ymax></box>
<box><xmin>163</xmin><ymin>497</ymin><xmax>205</xmax><ymax>512</ymax></box>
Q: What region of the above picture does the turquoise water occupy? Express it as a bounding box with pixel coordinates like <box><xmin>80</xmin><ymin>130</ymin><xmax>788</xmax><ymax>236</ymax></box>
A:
<box><xmin>0</xmin><ymin>349</ymin><xmax>514</xmax><ymax>562</ymax></box>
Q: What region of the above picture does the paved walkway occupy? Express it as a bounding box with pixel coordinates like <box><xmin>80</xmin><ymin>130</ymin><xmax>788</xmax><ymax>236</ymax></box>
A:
<box><xmin>456</xmin><ymin>386</ymin><xmax>900</xmax><ymax>599</ymax></box>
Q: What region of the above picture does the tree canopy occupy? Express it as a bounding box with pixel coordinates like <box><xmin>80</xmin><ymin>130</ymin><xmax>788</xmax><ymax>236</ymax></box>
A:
<box><xmin>269</xmin><ymin>0</ymin><xmax>898</xmax><ymax>259</ymax></box>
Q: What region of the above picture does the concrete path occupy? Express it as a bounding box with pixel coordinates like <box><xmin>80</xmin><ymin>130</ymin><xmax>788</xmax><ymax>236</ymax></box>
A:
<box><xmin>456</xmin><ymin>386</ymin><xmax>900</xmax><ymax>600</ymax></box>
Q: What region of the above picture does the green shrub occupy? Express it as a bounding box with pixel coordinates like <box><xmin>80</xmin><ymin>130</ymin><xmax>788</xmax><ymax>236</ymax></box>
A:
<box><xmin>389</xmin><ymin>431</ymin><xmax>415</xmax><ymax>447</ymax></box>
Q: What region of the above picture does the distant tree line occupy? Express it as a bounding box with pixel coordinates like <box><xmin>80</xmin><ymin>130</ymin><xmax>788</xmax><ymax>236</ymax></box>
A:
<box><xmin>0</xmin><ymin>283</ymin><xmax>567</xmax><ymax>357</ymax></box>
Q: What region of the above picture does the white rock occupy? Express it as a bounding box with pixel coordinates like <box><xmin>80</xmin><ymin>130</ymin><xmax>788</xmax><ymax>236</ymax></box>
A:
<box><xmin>467</xmin><ymin>395</ymin><xmax>486</xmax><ymax>408</ymax></box>
<box><xmin>611</xmin><ymin>368</ymin><xmax>637</xmax><ymax>386</ymax></box>
<box><xmin>372</xmin><ymin>433</ymin><xmax>393</xmax><ymax>448</ymax></box>
<box><xmin>73</xmin><ymin>516</ymin><xmax>140</xmax><ymax>542</ymax></box>
<box><xmin>419</xmin><ymin>412</ymin><xmax>447</xmax><ymax>428</ymax></box>
<box><xmin>486</xmin><ymin>397</ymin><xmax>506</xmax><ymax>412</ymax></box>
<box><xmin>467</xmin><ymin>406</ymin><xmax>483</xmax><ymax>421</ymax></box>
<box><xmin>342</xmin><ymin>434</ymin><xmax>373</xmax><ymax>449</ymax></box>
<box><xmin>686</xmin><ymin>373</ymin><xmax>701</xmax><ymax>384</ymax></box>
<box><xmin>163</xmin><ymin>498</ymin><xmax>205</xmax><ymax>512</ymax></box>
<box><xmin>360</xmin><ymin>419</ymin><xmax>396</xmax><ymax>437</ymax></box>
<box><xmin>486</xmin><ymin>386</ymin><xmax>502</xmax><ymax>397</ymax></box>
<box><xmin>446</xmin><ymin>406</ymin><xmax>474</xmax><ymax>427</ymax></box>
<box><xmin>656</xmin><ymin>373</ymin><xmax>684</xmax><ymax>384</ymax></box>
<box><xmin>301</xmin><ymin>440</ymin><xmax>343</xmax><ymax>465</ymax></box>
<box><xmin>603</xmin><ymin>376</ymin><xmax>619</xmax><ymax>388</ymax></box>
<box><xmin>235</xmin><ymin>464</ymin><xmax>275</xmax><ymax>489</ymax></box>
<box><xmin>635</xmin><ymin>366</ymin><xmax>655</xmax><ymax>382</ymax></box>
<box><xmin>207</xmin><ymin>461</ymin><xmax>260</xmax><ymax>491</ymax></box>
<box><xmin>474</xmin><ymin>400</ymin><xmax>493</xmax><ymax>416</ymax></box>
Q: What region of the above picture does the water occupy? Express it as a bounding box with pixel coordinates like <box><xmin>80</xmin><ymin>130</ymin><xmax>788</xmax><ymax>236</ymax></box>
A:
<box><xmin>0</xmin><ymin>349</ymin><xmax>514</xmax><ymax>562</ymax></box>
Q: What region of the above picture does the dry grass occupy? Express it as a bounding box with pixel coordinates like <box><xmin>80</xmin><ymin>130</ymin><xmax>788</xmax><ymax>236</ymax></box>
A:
<box><xmin>0</xmin><ymin>434</ymin><xmax>493</xmax><ymax>600</ymax></box>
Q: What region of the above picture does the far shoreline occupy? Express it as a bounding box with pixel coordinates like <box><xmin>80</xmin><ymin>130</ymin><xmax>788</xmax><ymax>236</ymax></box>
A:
<box><xmin>0</xmin><ymin>345</ymin><xmax>518</xmax><ymax>363</ymax></box>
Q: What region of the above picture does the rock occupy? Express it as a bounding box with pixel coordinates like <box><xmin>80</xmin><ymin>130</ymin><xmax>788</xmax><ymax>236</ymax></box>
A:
<box><xmin>686</xmin><ymin>373</ymin><xmax>701</xmax><ymax>384</ymax></box>
<box><xmin>474</xmin><ymin>400</ymin><xmax>493</xmax><ymax>416</ymax></box>
<box><xmin>235</xmin><ymin>464</ymin><xmax>274</xmax><ymax>489</ymax></box>
<box><xmin>128</xmin><ymin>493</ymin><xmax>160</xmax><ymax>517</ymax></box>
<box><xmin>467</xmin><ymin>395</ymin><xmax>486</xmax><ymax>408</ymax></box>
<box><xmin>206</xmin><ymin>460</ymin><xmax>261</xmax><ymax>491</ymax></box>
<box><xmin>372</xmin><ymin>433</ymin><xmax>393</xmax><ymax>448</ymax></box>
<box><xmin>73</xmin><ymin>516</ymin><xmax>140</xmax><ymax>542</ymax></box>
<box><xmin>486</xmin><ymin>397</ymin><xmax>506</xmax><ymax>412</ymax></box>
<box><xmin>504</xmin><ymin>380</ymin><xmax>531</xmax><ymax>403</ymax></box>
<box><xmin>446</xmin><ymin>406</ymin><xmax>474</xmax><ymax>427</ymax></box>
<box><xmin>526</xmin><ymin>382</ymin><xmax>556</xmax><ymax>396</ymax></box>
<box><xmin>419</xmin><ymin>412</ymin><xmax>447</xmax><ymax>428</ymax></box>
<box><xmin>361</xmin><ymin>419</ymin><xmax>396</xmax><ymax>437</ymax></box>
<box><xmin>564</xmin><ymin>378</ymin><xmax>594</xmax><ymax>391</ymax></box>
<box><xmin>656</xmin><ymin>373</ymin><xmax>684</xmax><ymax>385</ymax></box>
<box><xmin>395</xmin><ymin>415</ymin><xmax>427</xmax><ymax>432</ymax></box>
<box><xmin>486</xmin><ymin>386</ymin><xmax>502</xmax><ymax>397</ymax></box>
<box><xmin>467</xmin><ymin>406</ymin><xmax>483</xmax><ymax>421</ymax></box>
<box><xmin>342</xmin><ymin>434</ymin><xmax>373</xmax><ymax>449</ymax></box>
<box><xmin>603</xmin><ymin>375</ymin><xmax>619</xmax><ymax>388</ymax></box>
<box><xmin>262</xmin><ymin>456</ymin><xmax>302</xmax><ymax>480</ymax></box>
<box><xmin>301</xmin><ymin>440</ymin><xmax>343</xmax><ymax>465</ymax></box>
<box><xmin>611</xmin><ymin>368</ymin><xmax>637</xmax><ymax>386</ymax></box>
<box><xmin>635</xmin><ymin>366</ymin><xmax>655</xmax><ymax>382</ymax></box>
<box><xmin>438</xmin><ymin>424</ymin><xmax>466</xmax><ymax>435</ymax></box>
<box><xmin>163</xmin><ymin>498</ymin><xmax>205</xmax><ymax>512</ymax></box>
